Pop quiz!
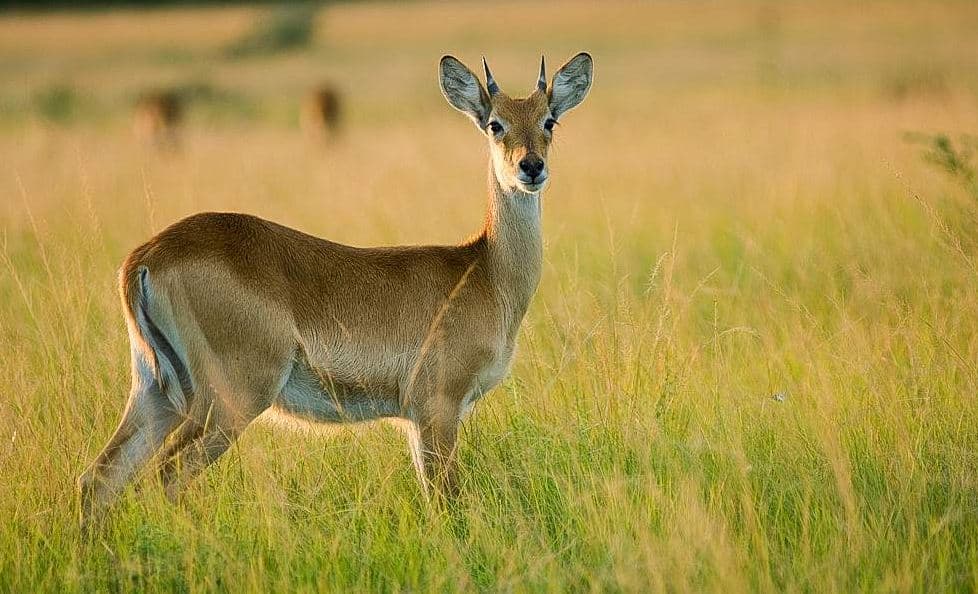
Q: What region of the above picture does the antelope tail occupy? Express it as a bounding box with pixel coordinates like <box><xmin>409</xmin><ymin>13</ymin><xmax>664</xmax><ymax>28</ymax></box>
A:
<box><xmin>122</xmin><ymin>264</ymin><xmax>194</xmax><ymax>415</ymax></box>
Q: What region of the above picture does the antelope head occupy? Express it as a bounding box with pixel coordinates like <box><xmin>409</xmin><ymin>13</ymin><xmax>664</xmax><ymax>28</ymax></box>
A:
<box><xmin>439</xmin><ymin>52</ymin><xmax>593</xmax><ymax>194</ymax></box>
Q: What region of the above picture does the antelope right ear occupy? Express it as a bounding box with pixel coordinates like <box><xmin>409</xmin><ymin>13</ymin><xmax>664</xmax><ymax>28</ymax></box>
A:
<box><xmin>439</xmin><ymin>55</ymin><xmax>492</xmax><ymax>129</ymax></box>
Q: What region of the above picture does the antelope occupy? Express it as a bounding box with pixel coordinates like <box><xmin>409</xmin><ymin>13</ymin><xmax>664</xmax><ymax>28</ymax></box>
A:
<box><xmin>133</xmin><ymin>90</ymin><xmax>183</xmax><ymax>150</ymax></box>
<box><xmin>300</xmin><ymin>84</ymin><xmax>342</xmax><ymax>141</ymax></box>
<box><xmin>78</xmin><ymin>53</ymin><xmax>593</xmax><ymax>527</ymax></box>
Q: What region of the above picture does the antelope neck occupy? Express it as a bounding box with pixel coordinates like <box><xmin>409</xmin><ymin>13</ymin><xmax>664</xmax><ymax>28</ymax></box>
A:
<box><xmin>480</xmin><ymin>163</ymin><xmax>543</xmax><ymax>326</ymax></box>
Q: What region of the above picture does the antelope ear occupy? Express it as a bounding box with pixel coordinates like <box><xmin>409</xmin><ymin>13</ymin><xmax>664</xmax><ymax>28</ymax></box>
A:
<box><xmin>549</xmin><ymin>52</ymin><xmax>593</xmax><ymax>119</ymax></box>
<box><xmin>439</xmin><ymin>55</ymin><xmax>492</xmax><ymax>129</ymax></box>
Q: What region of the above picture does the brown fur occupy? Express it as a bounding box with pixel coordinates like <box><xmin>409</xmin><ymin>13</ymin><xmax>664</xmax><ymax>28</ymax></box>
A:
<box><xmin>300</xmin><ymin>85</ymin><xmax>341</xmax><ymax>141</ymax></box>
<box><xmin>78</xmin><ymin>54</ymin><xmax>592</xmax><ymax>527</ymax></box>
<box><xmin>133</xmin><ymin>91</ymin><xmax>183</xmax><ymax>150</ymax></box>
<box><xmin>489</xmin><ymin>91</ymin><xmax>553</xmax><ymax>182</ymax></box>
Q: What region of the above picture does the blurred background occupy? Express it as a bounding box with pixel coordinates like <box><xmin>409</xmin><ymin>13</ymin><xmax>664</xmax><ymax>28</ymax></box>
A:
<box><xmin>3</xmin><ymin>2</ymin><xmax>978</xmax><ymax>591</ymax></box>
<box><xmin>2</xmin><ymin>1</ymin><xmax>976</xmax><ymax>248</ymax></box>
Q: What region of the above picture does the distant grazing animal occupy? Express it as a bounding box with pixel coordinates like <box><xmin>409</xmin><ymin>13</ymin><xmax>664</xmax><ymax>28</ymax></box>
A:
<box><xmin>78</xmin><ymin>53</ymin><xmax>593</xmax><ymax>527</ymax></box>
<box><xmin>133</xmin><ymin>91</ymin><xmax>183</xmax><ymax>150</ymax></box>
<box><xmin>300</xmin><ymin>85</ymin><xmax>342</xmax><ymax>141</ymax></box>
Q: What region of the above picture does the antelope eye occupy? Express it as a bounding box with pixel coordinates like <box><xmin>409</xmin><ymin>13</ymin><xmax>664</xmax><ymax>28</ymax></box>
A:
<box><xmin>544</xmin><ymin>118</ymin><xmax>557</xmax><ymax>132</ymax></box>
<box><xmin>487</xmin><ymin>121</ymin><xmax>504</xmax><ymax>135</ymax></box>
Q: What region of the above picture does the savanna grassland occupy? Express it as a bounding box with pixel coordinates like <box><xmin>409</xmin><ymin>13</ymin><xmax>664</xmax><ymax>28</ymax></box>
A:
<box><xmin>2</xmin><ymin>2</ymin><xmax>978</xmax><ymax>592</ymax></box>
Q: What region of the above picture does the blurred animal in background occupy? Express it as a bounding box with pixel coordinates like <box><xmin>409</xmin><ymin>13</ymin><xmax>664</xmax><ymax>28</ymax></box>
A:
<box><xmin>133</xmin><ymin>90</ymin><xmax>183</xmax><ymax>150</ymax></box>
<box><xmin>300</xmin><ymin>84</ymin><xmax>342</xmax><ymax>142</ymax></box>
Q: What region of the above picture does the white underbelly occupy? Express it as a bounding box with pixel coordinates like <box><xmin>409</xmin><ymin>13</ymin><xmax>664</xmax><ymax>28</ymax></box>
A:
<box><xmin>272</xmin><ymin>355</ymin><xmax>400</xmax><ymax>424</ymax></box>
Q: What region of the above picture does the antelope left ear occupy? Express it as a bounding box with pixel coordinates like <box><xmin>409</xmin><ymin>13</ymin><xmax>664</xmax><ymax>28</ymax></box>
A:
<box><xmin>549</xmin><ymin>52</ymin><xmax>593</xmax><ymax>119</ymax></box>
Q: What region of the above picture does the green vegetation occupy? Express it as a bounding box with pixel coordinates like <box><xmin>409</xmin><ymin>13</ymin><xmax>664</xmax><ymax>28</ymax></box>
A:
<box><xmin>32</xmin><ymin>84</ymin><xmax>82</xmax><ymax>124</ymax></box>
<box><xmin>224</xmin><ymin>4</ymin><xmax>319</xmax><ymax>59</ymax></box>
<box><xmin>908</xmin><ymin>133</ymin><xmax>978</xmax><ymax>199</ymax></box>
<box><xmin>2</xmin><ymin>2</ymin><xmax>978</xmax><ymax>592</ymax></box>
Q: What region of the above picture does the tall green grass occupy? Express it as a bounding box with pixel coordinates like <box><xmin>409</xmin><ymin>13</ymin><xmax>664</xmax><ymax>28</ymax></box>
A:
<box><xmin>2</xmin><ymin>1</ymin><xmax>978</xmax><ymax>592</ymax></box>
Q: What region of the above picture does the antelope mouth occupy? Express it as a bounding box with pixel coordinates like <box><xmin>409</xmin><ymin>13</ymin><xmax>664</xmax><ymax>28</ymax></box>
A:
<box><xmin>517</xmin><ymin>176</ymin><xmax>548</xmax><ymax>193</ymax></box>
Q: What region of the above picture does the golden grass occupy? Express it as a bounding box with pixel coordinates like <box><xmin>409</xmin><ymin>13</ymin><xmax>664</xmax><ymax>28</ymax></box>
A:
<box><xmin>2</xmin><ymin>1</ymin><xmax>978</xmax><ymax>591</ymax></box>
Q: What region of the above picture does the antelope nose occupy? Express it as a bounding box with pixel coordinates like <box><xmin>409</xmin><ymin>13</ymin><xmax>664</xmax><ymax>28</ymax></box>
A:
<box><xmin>519</xmin><ymin>156</ymin><xmax>545</xmax><ymax>179</ymax></box>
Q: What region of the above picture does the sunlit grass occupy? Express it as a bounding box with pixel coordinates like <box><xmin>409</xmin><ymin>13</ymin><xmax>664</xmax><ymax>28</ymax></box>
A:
<box><xmin>2</xmin><ymin>1</ymin><xmax>978</xmax><ymax>592</ymax></box>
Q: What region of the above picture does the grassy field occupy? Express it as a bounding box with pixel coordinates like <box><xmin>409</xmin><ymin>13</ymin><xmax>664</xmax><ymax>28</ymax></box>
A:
<box><xmin>3</xmin><ymin>1</ymin><xmax>978</xmax><ymax>591</ymax></box>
